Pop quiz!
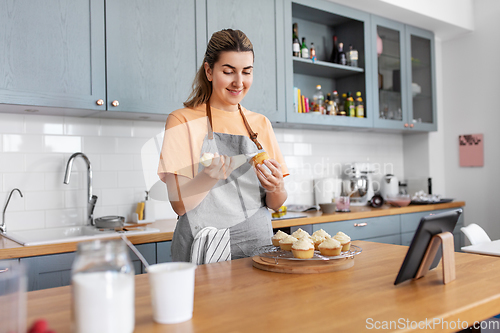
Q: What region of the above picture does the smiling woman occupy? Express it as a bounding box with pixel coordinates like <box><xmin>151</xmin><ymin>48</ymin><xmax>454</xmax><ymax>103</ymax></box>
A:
<box><xmin>157</xmin><ymin>29</ymin><xmax>289</xmax><ymax>263</ymax></box>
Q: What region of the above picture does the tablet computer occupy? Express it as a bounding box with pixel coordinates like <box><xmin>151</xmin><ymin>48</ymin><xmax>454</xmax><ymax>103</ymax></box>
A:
<box><xmin>394</xmin><ymin>209</ymin><xmax>462</xmax><ymax>285</ymax></box>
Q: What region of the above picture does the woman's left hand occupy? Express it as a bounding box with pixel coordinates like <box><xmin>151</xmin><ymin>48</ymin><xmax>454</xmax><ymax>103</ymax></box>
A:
<box><xmin>255</xmin><ymin>159</ymin><xmax>284</xmax><ymax>193</ymax></box>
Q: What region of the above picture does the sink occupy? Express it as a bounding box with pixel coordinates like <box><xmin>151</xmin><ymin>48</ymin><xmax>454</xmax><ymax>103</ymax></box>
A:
<box><xmin>2</xmin><ymin>225</ymin><xmax>160</xmax><ymax>246</ymax></box>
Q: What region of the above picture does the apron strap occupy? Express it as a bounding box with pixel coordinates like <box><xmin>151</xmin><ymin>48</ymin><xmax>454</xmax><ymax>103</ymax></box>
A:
<box><xmin>205</xmin><ymin>102</ymin><xmax>263</xmax><ymax>150</ymax></box>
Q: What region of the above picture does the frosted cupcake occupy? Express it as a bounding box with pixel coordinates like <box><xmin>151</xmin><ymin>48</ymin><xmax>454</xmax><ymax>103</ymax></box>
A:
<box><xmin>279</xmin><ymin>235</ymin><xmax>298</xmax><ymax>251</ymax></box>
<box><xmin>291</xmin><ymin>228</ymin><xmax>311</xmax><ymax>240</ymax></box>
<box><xmin>311</xmin><ymin>234</ymin><xmax>327</xmax><ymax>251</ymax></box>
<box><xmin>333</xmin><ymin>231</ymin><xmax>351</xmax><ymax>251</ymax></box>
<box><xmin>291</xmin><ymin>239</ymin><xmax>315</xmax><ymax>259</ymax></box>
<box><xmin>318</xmin><ymin>238</ymin><xmax>342</xmax><ymax>256</ymax></box>
<box><xmin>272</xmin><ymin>230</ymin><xmax>288</xmax><ymax>247</ymax></box>
<box><xmin>312</xmin><ymin>229</ymin><xmax>331</xmax><ymax>239</ymax></box>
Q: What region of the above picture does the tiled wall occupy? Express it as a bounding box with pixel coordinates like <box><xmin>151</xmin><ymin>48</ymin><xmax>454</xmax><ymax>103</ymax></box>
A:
<box><xmin>0</xmin><ymin>113</ymin><xmax>404</xmax><ymax>231</ymax></box>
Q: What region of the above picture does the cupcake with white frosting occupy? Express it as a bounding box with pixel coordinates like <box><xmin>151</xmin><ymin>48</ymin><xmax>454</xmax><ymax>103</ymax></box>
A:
<box><xmin>272</xmin><ymin>230</ymin><xmax>288</xmax><ymax>247</ymax></box>
<box><xmin>312</xmin><ymin>229</ymin><xmax>331</xmax><ymax>239</ymax></box>
<box><xmin>291</xmin><ymin>228</ymin><xmax>311</xmax><ymax>240</ymax></box>
<box><xmin>291</xmin><ymin>238</ymin><xmax>315</xmax><ymax>259</ymax></box>
<box><xmin>318</xmin><ymin>238</ymin><xmax>342</xmax><ymax>256</ymax></box>
<box><xmin>279</xmin><ymin>235</ymin><xmax>298</xmax><ymax>251</ymax></box>
<box><xmin>311</xmin><ymin>234</ymin><xmax>328</xmax><ymax>250</ymax></box>
<box><xmin>333</xmin><ymin>231</ymin><xmax>351</xmax><ymax>251</ymax></box>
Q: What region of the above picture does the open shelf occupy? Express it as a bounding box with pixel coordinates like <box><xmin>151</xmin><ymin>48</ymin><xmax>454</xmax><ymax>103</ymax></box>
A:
<box><xmin>293</xmin><ymin>57</ymin><xmax>364</xmax><ymax>79</ymax></box>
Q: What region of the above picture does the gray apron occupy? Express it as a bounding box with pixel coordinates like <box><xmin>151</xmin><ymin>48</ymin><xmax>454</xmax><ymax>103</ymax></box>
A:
<box><xmin>171</xmin><ymin>104</ymin><xmax>273</xmax><ymax>262</ymax></box>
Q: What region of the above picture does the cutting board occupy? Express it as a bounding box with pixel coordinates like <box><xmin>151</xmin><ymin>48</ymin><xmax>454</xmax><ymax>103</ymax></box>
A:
<box><xmin>252</xmin><ymin>255</ymin><xmax>355</xmax><ymax>274</ymax></box>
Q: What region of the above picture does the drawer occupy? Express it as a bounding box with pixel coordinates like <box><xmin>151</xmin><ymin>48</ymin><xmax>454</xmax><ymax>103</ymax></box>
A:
<box><xmin>313</xmin><ymin>216</ymin><xmax>400</xmax><ymax>240</ymax></box>
<box><xmin>401</xmin><ymin>232</ymin><xmax>414</xmax><ymax>246</ymax></box>
<box><xmin>400</xmin><ymin>208</ymin><xmax>464</xmax><ymax>233</ymax></box>
<box><xmin>363</xmin><ymin>234</ymin><xmax>401</xmax><ymax>245</ymax></box>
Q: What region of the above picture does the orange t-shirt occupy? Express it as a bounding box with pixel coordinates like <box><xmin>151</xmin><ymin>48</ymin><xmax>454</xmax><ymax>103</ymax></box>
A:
<box><xmin>157</xmin><ymin>104</ymin><xmax>289</xmax><ymax>180</ymax></box>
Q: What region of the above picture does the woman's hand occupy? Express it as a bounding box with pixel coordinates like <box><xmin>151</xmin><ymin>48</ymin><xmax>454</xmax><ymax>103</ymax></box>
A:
<box><xmin>202</xmin><ymin>153</ymin><xmax>237</xmax><ymax>180</ymax></box>
<box><xmin>255</xmin><ymin>159</ymin><xmax>284</xmax><ymax>193</ymax></box>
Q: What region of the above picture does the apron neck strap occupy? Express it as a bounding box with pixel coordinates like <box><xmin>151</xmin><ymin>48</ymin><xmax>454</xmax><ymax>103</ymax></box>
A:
<box><xmin>205</xmin><ymin>102</ymin><xmax>263</xmax><ymax>150</ymax></box>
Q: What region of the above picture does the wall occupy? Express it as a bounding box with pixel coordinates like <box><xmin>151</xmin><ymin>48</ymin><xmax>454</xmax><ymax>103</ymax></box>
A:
<box><xmin>0</xmin><ymin>112</ymin><xmax>405</xmax><ymax>231</ymax></box>
<box><xmin>441</xmin><ymin>0</ymin><xmax>500</xmax><ymax>239</ymax></box>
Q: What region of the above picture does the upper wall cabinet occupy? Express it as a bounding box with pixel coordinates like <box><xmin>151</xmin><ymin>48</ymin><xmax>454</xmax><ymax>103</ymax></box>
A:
<box><xmin>371</xmin><ymin>16</ymin><xmax>437</xmax><ymax>131</ymax></box>
<box><xmin>206</xmin><ymin>0</ymin><xmax>286</xmax><ymax>122</ymax></box>
<box><xmin>0</xmin><ymin>0</ymin><xmax>204</xmax><ymax>118</ymax></box>
<box><xmin>0</xmin><ymin>0</ymin><xmax>106</xmax><ymax>112</ymax></box>
<box><xmin>283</xmin><ymin>0</ymin><xmax>373</xmax><ymax>129</ymax></box>
<box><xmin>105</xmin><ymin>0</ymin><xmax>204</xmax><ymax>116</ymax></box>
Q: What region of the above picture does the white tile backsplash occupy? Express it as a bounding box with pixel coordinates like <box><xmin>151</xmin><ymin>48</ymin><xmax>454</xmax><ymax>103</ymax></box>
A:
<box><xmin>0</xmin><ymin>113</ymin><xmax>405</xmax><ymax>230</ymax></box>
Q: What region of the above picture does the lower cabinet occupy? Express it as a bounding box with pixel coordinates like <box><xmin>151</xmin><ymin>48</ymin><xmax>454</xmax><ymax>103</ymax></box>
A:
<box><xmin>20</xmin><ymin>241</ymin><xmax>172</xmax><ymax>292</ymax></box>
<box><xmin>312</xmin><ymin>207</ymin><xmax>464</xmax><ymax>249</ymax></box>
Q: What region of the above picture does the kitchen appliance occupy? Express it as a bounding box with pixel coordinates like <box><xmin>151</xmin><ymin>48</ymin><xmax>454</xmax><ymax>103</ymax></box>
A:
<box><xmin>348</xmin><ymin>162</ymin><xmax>375</xmax><ymax>206</ymax></box>
<box><xmin>380</xmin><ymin>174</ymin><xmax>399</xmax><ymax>200</ymax></box>
<box><xmin>313</xmin><ymin>177</ymin><xmax>341</xmax><ymax>209</ymax></box>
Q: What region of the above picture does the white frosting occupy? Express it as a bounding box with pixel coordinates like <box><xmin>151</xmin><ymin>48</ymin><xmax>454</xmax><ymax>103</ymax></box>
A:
<box><xmin>334</xmin><ymin>232</ymin><xmax>351</xmax><ymax>244</ymax></box>
<box><xmin>200</xmin><ymin>153</ymin><xmax>214</xmax><ymax>167</ymax></box>
<box><xmin>292</xmin><ymin>238</ymin><xmax>314</xmax><ymax>250</ymax></box>
<box><xmin>312</xmin><ymin>229</ymin><xmax>331</xmax><ymax>239</ymax></box>
<box><xmin>272</xmin><ymin>230</ymin><xmax>288</xmax><ymax>240</ymax></box>
<box><xmin>291</xmin><ymin>228</ymin><xmax>310</xmax><ymax>240</ymax></box>
<box><xmin>311</xmin><ymin>234</ymin><xmax>326</xmax><ymax>244</ymax></box>
<box><xmin>279</xmin><ymin>235</ymin><xmax>298</xmax><ymax>245</ymax></box>
<box><xmin>318</xmin><ymin>237</ymin><xmax>341</xmax><ymax>249</ymax></box>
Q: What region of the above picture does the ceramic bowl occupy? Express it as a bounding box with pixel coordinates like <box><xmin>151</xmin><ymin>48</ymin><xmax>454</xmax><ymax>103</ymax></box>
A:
<box><xmin>319</xmin><ymin>203</ymin><xmax>336</xmax><ymax>214</ymax></box>
<box><xmin>386</xmin><ymin>194</ymin><xmax>411</xmax><ymax>207</ymax></box>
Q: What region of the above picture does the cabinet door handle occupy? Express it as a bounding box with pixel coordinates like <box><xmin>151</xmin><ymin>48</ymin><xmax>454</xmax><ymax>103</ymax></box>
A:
<box><xmin>410</xmin><ymin>123</ymin><xmax>414</xmax><ymax>128</ymax></box>
<box><xmin>96</xmin><ymin>99</ymin><xmax>104</xmax><ymax>106</ymax></box>
<box><xmin>354</xmin><ymin>222</ymin><xmax>367</xmax><ymax>227</ymax></box>
<box><xmin>111</xmin><ymin>100</ymin><xmax>120</xmax><ymax>107</ymax></box>
<box><xmin>404</xmin><ymin>123</ymin><xmax>409</xmax><ymax>128</ymax></box>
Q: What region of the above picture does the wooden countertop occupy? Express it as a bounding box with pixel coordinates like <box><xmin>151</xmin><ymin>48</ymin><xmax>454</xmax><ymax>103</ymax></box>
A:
<box><xmin>0</xmin><ymin>201</ymin><xmax>465</xmax><ymax>260</ymax></box>
<box><xmin>26</xmin><ymin>240</ymin><xmax>500</xmax><ymax>332</ymax></box>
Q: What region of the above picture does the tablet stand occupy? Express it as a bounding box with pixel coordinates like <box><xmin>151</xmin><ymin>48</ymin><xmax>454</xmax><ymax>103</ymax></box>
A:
<box><xmin>414</xmin><ymin>232</ymin><xmax>456</xmax><ymax>284</ymax></box>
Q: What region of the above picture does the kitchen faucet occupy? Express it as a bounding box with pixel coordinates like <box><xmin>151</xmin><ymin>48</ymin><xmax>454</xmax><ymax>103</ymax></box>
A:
<box><xmin>1</xmin><ymin>188</ymin><xmax>23</xmax><ymax>233</ymax></box>
<box><xmin>64</xmin><ymin>152</ymin><xmax>97</xmax><ymax>226</ymax></box>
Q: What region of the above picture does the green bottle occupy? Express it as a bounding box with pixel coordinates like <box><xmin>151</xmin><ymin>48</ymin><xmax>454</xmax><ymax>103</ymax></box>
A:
<box><xmin>345</xmin><ymin>92</ymin><xmax>355</xmax><ymax>117</ymax></box>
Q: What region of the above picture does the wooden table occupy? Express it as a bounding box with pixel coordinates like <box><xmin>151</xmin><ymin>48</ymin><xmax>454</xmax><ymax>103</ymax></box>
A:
<box><xmin>462</xmin><ymin>239</ymin><xmax>500</xmax><ymax>256</ymax></box>
<box><xmin>27</xmin><ymin>240</ymin><xmax>500</xmax><ymax>332</ymax></box>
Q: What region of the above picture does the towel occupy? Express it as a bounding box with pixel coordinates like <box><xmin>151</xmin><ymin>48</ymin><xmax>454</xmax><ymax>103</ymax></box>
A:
<box><xmin>190</xmin><ymin>227</ymin><xmax>231</xmax><ymax>265</ymax></box>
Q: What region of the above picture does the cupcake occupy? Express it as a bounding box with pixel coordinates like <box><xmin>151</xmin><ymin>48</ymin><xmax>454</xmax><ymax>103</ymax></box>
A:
<box><xmin>333</xmin><ymin>231</ymin><xmax>351</xmax><ymax>251</ymax></box>
<box><xmin>252</xmin><ymin>151</ymin><xmax>269</xmax><ymax>165</ymax></box>
<box><xmin>291</xmin><ymin>228</ymin><xmax>311</xmax><ymax>240</ymax></box>
<box><xmin>272</xmin><ymin>230</ymin><xmax>288</xmax><ymax>247</ymax></box>
<box><xmin>291</xmin><ymin>239</ymin><xmax>315</xmax><ymax>259</ymax></box>
<box><xmin>311</xmin><ymin>234</ymin><xmax>327</xmax><ymax>250</ymax></box>
<box><xmin>279</xmin><ymin>235</ymin><xmax>298</xmax><ymax>251</ymax></box>
<box><xmin>312</xmin><ymin>229</ymin><xmax>331</xmax><ymax>239</ymax></box>
<box><xmin>318</xmin><ymin>238</ymin><xmax>342</xmax><ymax>257</ymax></box>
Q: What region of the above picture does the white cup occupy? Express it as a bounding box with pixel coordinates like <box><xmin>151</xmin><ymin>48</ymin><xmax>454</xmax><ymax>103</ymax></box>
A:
<box><xmin>147</xmin><ymin>262</ymin><xmax>197</xmax><ymax>324</ymax></box>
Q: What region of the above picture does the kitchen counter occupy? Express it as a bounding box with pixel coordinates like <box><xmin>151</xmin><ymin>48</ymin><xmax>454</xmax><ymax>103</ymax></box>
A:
<box><xmin>26</xmin><ymin>240</ymin><xmax>500</xmax><ymax>332</ymax></box>
<box><xmin>0</xmin><ymin>201</ymin><xmax>465</xmax><ymax>260</ymax></box>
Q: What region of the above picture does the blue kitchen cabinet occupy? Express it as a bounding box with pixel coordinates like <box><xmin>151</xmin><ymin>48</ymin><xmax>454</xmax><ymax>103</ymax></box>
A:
<box><xmin>313</xmin><ymin>215</ymin><xmax>401</xmax><ymax>244</ymax></box>
<box><xmin>20</xmin><ymin>242</ymin><xmax>156</xmax><ymax>291</ymax></box>
<box><xmin>283</xmin><ymin>0</ymin><xmax>374</xmax><ymax>129</ymax></box>
<box><xmin>206</xmin><ymin>0</ymin><xmax>286</xmax><ymax>122</ymax></box>
<box><xmin>156</xmin><ymin>241</ymin><xmax>173</xmax><ymax>264</ymax></box>
<box><xmin>0</xmin><ymin>0</ymin><xmax>106</xmax><ymax>113</ymax></box>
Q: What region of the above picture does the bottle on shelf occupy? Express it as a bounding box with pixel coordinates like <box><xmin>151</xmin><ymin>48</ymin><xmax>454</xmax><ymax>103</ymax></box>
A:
<box><xmin>325</xmin><ymin>93</ymin><xmax>331</xmax><ymax>115</ymax></box>
<box><xmin>300</xmin><ymin>37</ymin><xmax>309</xmax><ymax>59</ymax></box>
<box><xmin>312</xmin><ymin>85</ymin><xmax>325</xmax><ymax>114</ymax></box>
<box><xmin>348</xmin><ymin>45</ymin><xmax>358</xmax><ymax>67</ymax></box>
<box><xmin>338</xmin><ymin>93</ymin><xmax>347</xmax><ymax>116</ymax></box>
<box><xmin>355</xmin><ymin>91</ymin><xmax>364</xmax><ymax>118</ymax></box>
<box><xmin>292</xmin><ymin>23</ymin><xmax>300</xmax><ymax>57</ymax></box>
<box><xmin>310</xmin><ymin>42</ymin><xmax>316</xmax><ymax>62</ymax></box>
<box><xmin>332</xmin><ymin>91</ymin><xmax>340</xmax><ymax>116</ymax></box>
<box><xmin>345</xmin><ymin>92</ymin><xmax>355</xmax><ymax>117</ymax></box>
<box><xmin>330</xmin><ymin>35</ymin><xmax>339</xmax><ymax>63</ymax></box>
<box><xmin>338</xmin><ymin>42</ymin><xmax>347</xmax><ymax>66</ymax></box>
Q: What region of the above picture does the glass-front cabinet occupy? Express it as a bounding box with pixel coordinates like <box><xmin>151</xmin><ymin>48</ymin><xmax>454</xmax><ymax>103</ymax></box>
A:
<box><xmin>284</xmin><ymin>0</ymin><xmax>373</xmax><ymax>129</ymax></box>
<box><xmin>371</xmin><ymin>16</ymin><xmax>436</xmax><ymax>131</ymax></box>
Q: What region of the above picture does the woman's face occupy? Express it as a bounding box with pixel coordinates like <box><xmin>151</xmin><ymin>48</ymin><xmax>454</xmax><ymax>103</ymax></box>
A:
<box><xmin>205</xmin><ymin>51</ymin><xmax>254</xmax><ymax>111</ymax></box>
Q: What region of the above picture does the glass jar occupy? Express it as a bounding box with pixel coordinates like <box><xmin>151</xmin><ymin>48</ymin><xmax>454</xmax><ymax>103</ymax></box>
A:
<box><xmin>71</xmin><ymin>239</ymin><xmax>135</xmax><ymax>333</ymax></box>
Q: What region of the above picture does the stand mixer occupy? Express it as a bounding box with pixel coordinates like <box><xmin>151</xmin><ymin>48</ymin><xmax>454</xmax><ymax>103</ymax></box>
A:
<box><xmin>348</xmin><ymin>162</ymin><xmax>375</xmax><ymax>206</ymax></box>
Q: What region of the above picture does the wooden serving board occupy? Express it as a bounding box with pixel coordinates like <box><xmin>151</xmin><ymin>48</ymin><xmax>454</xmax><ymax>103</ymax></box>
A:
<box><xmin>252</xmin><ymin>255</ymin><xmax>355</xmax><ymax>274</ymax></box>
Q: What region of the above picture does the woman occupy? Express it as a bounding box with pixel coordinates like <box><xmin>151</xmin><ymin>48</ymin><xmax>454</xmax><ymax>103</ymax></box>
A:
<box><xmin>158</xmin><ymin>29</ymin><xmax>288</xmax><ymax>263</ymax></box>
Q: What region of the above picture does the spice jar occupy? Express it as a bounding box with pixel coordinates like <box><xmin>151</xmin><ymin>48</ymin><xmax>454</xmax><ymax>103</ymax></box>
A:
<box><xmin>71</xmin><ymin>239</ymin><xmax>135</xmax><ymax>333</ymax></box>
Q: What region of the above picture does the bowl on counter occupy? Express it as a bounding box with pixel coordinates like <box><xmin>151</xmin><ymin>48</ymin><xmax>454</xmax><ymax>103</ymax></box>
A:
<box><xmin>319</xmin><ymin>203</ymin><xmax>336</xmax><ymax>214</ymax></box>
<box><xmin>386</xmin><ymin>194</ymin><xmax>411</xmax><ymax>207</ymax></box>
